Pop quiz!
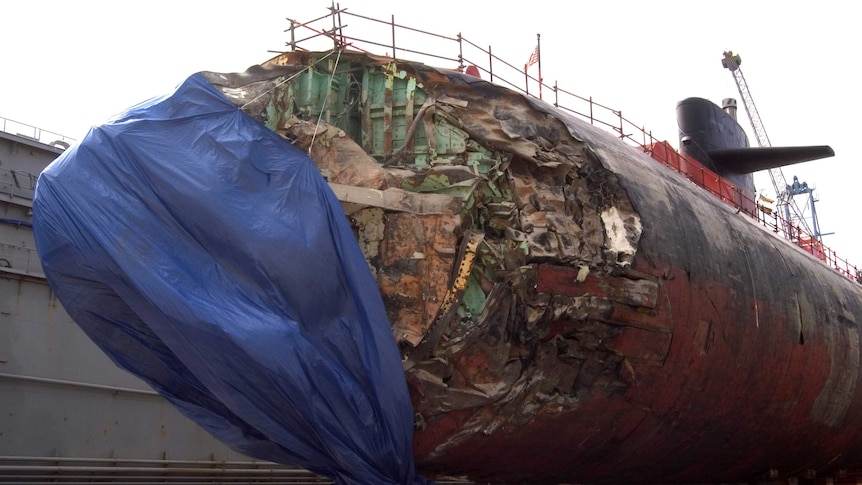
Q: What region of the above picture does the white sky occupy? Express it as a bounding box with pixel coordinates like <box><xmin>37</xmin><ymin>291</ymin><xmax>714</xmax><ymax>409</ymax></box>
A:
<box><xmin>3</xmin><ymin>1</ymin><xmax>859</xmax><ymax>269</ymax></box>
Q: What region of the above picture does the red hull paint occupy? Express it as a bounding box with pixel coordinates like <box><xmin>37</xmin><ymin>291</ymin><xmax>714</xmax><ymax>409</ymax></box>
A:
<box><xmin>415</xmin><ymin>257</ymin><xmax>858</xmax><ymax>482</ymax></box>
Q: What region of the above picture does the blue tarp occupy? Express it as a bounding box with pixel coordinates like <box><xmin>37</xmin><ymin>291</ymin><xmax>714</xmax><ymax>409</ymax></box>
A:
<box><xmin>33</xmin><ymin>74</ymin><xmax>428</xmax><ymax>485</ymax></box>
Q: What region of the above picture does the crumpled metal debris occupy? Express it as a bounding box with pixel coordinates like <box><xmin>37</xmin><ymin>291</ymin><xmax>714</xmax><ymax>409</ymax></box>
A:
<box><xmin>205</xmin><ymin>50</ymin><xmax>654</xmax><ymax>476</ymax></box>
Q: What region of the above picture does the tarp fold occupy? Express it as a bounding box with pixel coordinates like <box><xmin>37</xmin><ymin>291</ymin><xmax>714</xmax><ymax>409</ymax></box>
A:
<box><xmin>33</xmin><ymin>73</ymin><xmax>426</xmax><ymax>485</ymax></box>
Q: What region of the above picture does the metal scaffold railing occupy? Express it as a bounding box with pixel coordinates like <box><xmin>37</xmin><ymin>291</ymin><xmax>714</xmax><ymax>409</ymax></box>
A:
<box><xmin>0</xmin><ymin>115</ymin><xmax>75</xmax><ymax>149</ymax></box>
<box><xmin>280</xmin><ymin>5</ymin><xmax>860</xmax><ymax>284</ymax></box>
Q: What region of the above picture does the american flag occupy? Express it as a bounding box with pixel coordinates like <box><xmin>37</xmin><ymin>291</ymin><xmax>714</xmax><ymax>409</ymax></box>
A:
<box><xmin>526</xmin><ymin>46</ymin><xmax>539</xmax><ymax>68</ymax></box>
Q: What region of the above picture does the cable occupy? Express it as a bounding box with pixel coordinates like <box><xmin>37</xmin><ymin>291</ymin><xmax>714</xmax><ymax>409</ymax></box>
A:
<box><xmin>239</xmin><ymin>50</ymin><xmax>338</xmax><ymax>111</ymax></box>
<box><xmin>308</xmin><ymin>48</ymin><xmax>343</xmax><ymax>156</ymax></box>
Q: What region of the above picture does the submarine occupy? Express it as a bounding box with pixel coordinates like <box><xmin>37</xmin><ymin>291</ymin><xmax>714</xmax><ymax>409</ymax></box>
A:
<box><xmin>31</xmin><ymin>12</ymin><xmax>862</xmax><ymax>485</ymax></box>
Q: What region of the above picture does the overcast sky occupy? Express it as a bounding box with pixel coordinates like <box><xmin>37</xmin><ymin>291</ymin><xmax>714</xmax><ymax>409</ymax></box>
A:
<box><xmin>3</xmin><ymin>1</ymin><xmax>859</xmax><ymax>268</ymax></box>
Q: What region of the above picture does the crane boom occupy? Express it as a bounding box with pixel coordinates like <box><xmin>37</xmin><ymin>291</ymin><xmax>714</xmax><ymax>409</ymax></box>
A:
<box><xmin>721</xmin><ymin>50</ymin><xmax>813</xmax><ymax>237</ymax></box>
<box><xmin>722</xmin><ymin>53</ymin><xmax>771</xmax><ymax>148</ymax></box>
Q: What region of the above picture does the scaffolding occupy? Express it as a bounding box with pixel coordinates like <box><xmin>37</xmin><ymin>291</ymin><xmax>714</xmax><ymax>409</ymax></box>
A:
<box><xmin>278</xmin><ymin>5</ymin><xmax>859</xmax><ymax>282</ymax></box>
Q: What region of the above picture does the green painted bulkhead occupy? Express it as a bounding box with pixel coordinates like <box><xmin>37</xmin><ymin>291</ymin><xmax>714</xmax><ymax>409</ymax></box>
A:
<box><xmin>262</xmin><ymin>57</ymin><xmax>496</xmax><ymax>171</ymax></box>
<box><xmin>257</xmin><ymin>55</ymin><xmax>515</xmax><ymax>330</ymax></box>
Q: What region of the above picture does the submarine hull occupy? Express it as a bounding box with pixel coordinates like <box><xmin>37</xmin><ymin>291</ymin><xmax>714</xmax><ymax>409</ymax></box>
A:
<box><xmin>34</xmin><ymin>47</ymin><xmax>862</xmax><ymax>484</ymax></box>
<box><xmin>410</xmin><ymin>102</ymin><xmax>862</xmax><ymax>482</ymax></box>
<box><xmin>220</xmin><ymin>53</ymin><xmax>862</xmax><ymax>483</ymax></box>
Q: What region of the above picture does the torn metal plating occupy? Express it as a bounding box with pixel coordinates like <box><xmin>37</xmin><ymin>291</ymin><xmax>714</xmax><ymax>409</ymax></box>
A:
<box><xmin>203</xmin><ymin>48</ymin><xmax>649</xmax><ymax>468</ymax></box>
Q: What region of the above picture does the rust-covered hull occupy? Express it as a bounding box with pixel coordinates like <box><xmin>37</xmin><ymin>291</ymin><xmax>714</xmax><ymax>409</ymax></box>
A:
<box><xmin>207</xmin><ymin>51</ymin><xmax>862</xmax><ymax>483</ymax></box>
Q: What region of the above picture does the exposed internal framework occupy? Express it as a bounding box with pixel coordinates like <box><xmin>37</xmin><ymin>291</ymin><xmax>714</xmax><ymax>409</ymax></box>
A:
<box><xmin>204</xmin><ymin>50</ymin><xmax>650</xmax><ymax>457</ymax></box>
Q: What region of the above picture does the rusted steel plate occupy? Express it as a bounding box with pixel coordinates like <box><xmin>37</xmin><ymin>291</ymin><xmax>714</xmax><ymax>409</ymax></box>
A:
<box><xmin>536</xmin><ymin>263</ymin><xmax>658</xmax><ymax>308</ymax></box>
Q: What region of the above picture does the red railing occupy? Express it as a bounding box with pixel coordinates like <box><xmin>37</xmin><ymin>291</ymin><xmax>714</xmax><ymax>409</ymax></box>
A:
<box><xmin>645</xmin><ymin>141</ymin><xmax>757</xmax><ymax>216</ymax></box>
<box><xmin>643</xmin><ymin>141</ymin><xmax>858</xmax><ymax>279</ymax></box>
<box><xmin>283</xmin><ymin>5</ymin><xmax>861</xmax><ymax>284</ymax></box>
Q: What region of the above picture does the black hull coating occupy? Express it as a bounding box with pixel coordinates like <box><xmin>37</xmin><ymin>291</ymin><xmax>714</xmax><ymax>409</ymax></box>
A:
<box><xmin>462</xmin><ymin>93</ymin><xmax>862</xmax><ymax>482</ymax></box>
<box><xmin>677</xmin><ymin>96</ymin><xmax>753</xmax><ymax>191</ymax></box>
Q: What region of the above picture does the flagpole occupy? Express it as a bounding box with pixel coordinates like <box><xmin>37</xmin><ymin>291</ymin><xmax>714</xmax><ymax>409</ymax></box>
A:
<box><xmin>536</xmin><ymin>33</ymin><xmax>542</xmax><ymax>100</ymax></box>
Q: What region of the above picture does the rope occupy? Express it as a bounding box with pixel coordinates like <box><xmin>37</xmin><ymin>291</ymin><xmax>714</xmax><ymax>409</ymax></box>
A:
<box><xmin>238</xmin><ymin>50</ymin><xmax>338</xmax><ymax>111</ymax></box>
<box><xmin>308</xmin><ymin>48</ymin><xmax>343</xmax><ymax>156</ymax></box>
